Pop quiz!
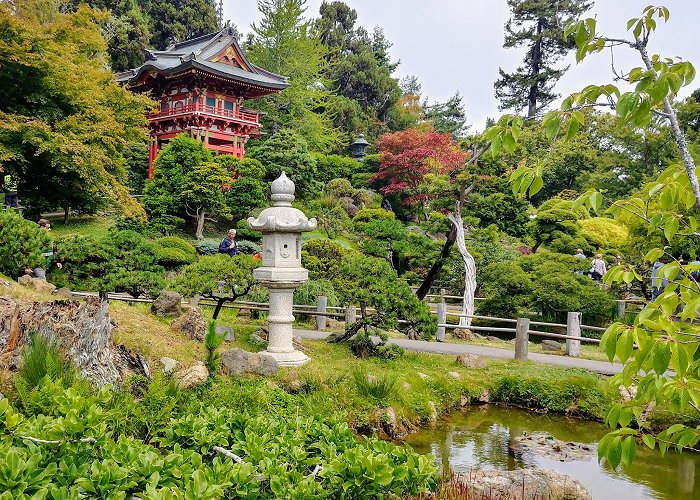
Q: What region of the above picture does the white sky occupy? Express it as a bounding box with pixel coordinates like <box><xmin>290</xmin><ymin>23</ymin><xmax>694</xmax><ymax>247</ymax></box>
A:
<box><xmin>224</xmin><ymin>0</ymin><xmax>700</xmax><ymax>130</ymax></box>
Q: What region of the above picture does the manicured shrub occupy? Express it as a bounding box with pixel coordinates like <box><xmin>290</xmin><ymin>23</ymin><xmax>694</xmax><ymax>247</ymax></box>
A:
<box><xmin>301</xmin><ymin>238</ymin><xmax>347</xmax><ymax>280</ymax></box>
<box><xmin>195</xmin><ymin>240</ymin><xmax>220</xmax><ymax>255</ymax></box>
<box><xmin>155</xmin><ymin>236</ymin><xmax>197</xmax><ymax>255</ymax></box>
<box><xmin>580</xmin><ymin>217</ymin><xmax>629</xmax><ymax>249</ymax></box>
<box><xmin>352</xmin><ymin>208</ymin><xmax>395</xmax><ymax>231</ymax></box>
<box><xmin>235</xmin><ymin>239</ymin><xmax>262</xmax><ymax>255</ymax></box>
<box><xmin>294</xmin><ymin>279</ymin><xmax>339</xmax><ymax>307</ymax></box>
<box><xmin>0</xmin><ymin>209</ymin><xmax>51</xmax><ymax>277</ymax></box>
<box><xmin>324</xmin><ymin>178</ymin><xmax>356</xmax><ymax>199</ymax></box>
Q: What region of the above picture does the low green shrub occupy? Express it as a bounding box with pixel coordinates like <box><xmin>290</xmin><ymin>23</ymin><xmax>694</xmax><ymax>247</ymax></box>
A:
<box><xmin>0</xmin><ymin>380</ymin><xmax>438</xmax><ymax>498</ymax></box>
<box><xmin>196</xmin><ymin>240</ymin><xmax>220</xmax><ymax>255</ymax></box>
<box><xmin>155</xmin><ymin>236</ymin><xmax>197</xmax><ymax>255</ymax></box>
<box><xmin>154</xmin><ymin>245</ymin><xmax>197</xmax><ymax>269</ymax></box>
<box><xmin>235</xmin><ymin>239</ymin><xmax>262</xmax><ymax>255</ymax></box>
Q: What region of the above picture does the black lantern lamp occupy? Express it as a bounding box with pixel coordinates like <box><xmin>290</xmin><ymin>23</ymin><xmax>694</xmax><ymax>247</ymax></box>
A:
<box><xmin>351</xmin><ymin>133</ymin><xmax>370</xmax><ymax>160</ymax></box>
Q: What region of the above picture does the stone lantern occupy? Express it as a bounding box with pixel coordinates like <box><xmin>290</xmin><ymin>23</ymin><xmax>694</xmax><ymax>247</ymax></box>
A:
<box><xmin>351</xmin><ymin>133</ymin><xmax>369</xmax><ymax>160</ymax></box>
<box><xmin>247</xmin><ymin>172</ymin><xmax>317</xmax><ymax>366</ymax></box>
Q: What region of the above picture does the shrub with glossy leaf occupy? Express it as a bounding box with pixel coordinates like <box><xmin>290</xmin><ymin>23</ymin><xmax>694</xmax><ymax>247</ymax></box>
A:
<box><xmin>0</xmin><ymin>382</ymin><xmax>438</xmax><ymax>498</ymax></box>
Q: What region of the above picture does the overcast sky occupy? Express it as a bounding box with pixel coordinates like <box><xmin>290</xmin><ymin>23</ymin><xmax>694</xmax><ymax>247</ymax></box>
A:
<box><xmin>224</xmin><ymin>1</ymin><xmax>700</xmax><ymax>130</ymax></box>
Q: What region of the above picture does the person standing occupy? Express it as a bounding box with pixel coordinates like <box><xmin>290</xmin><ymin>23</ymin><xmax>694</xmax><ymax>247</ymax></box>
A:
<box><xmin>3</xmin><ymin>173</ymin><xmax>18</xmax><ymax>208</ymax></box>
<box><xmin>573</xmin><ymin>248</ymin><xmax>586</xmax><ymax>259</ymax></box>
<box><xmin>651</xmin><ymin>256</ymin><xmax>669</xmax><ymax>300</ymax></box>
<box><xmin>218</xmin><ymin>229</ymin><xmax>237</xmax><ymax>257</ymax></box>
<box><xmin>24</xmin><ymin>219</ymin><xmax>62</xmax><ymax>279</ymax></box>
<box><xmin>590</xmin><ymin>253</ymin><xmax>607</xmax><ymax>281</ymax></box>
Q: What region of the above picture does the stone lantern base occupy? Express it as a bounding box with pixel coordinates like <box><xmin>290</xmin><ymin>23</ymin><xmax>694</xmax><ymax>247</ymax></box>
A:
<box><xmin>260</xmin><ymin>349</ymin><xmax>310</xmax><ymax>367</ymax></box>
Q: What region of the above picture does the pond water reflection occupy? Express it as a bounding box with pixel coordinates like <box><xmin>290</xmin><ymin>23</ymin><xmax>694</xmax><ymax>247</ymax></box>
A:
<box><xmin>404</xmin><ymin>405</ymin><xmax>699</xmax><ymax>500</ymax></box>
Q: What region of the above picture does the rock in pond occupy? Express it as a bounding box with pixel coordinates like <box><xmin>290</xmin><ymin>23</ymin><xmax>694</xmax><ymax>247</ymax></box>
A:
<box><xmin>449</xmin><ymin>468</ymin><xmax>591</xmax><ymax>499</ymax></box>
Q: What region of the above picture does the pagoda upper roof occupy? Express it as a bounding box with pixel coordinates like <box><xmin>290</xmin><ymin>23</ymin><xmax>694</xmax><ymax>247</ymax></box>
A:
<box><xmin>117</xmin><ymin>27</ymin><xmax>289</xmax><ymax>91</ymax></box>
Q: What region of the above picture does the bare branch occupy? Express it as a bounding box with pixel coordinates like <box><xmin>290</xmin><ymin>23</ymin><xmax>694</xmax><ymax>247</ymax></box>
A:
<box><xmin>16</xmin><ymin>434</ymin><xmax>96</xmax><ymax>445</ymax></box>
<box><xmin>213</xmin><ymin>445</ymin><xmax>243</xmax><ymax>463</ymax></box>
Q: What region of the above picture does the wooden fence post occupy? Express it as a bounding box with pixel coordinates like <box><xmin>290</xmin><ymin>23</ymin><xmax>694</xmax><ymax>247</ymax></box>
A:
<box><xmin>316</xmin><ymin>296</ymin><xmax>327</xmax><ymax>331</ymax></box>
<box><xmin>436</xmin><ymin>301</ymin><xmax>446</xmax><ymax>342</ymax></box>
<box><xmin>566</xmin><ymin>311</ymin><xmax>581</xmax><ymax>357</ymax></box>
<box><xmin>617</xmin><ymin>300</ymin><xmax>626</xmax><ymax>319</ymax></box>
<box><xmin>345</xmin><ymin>305</ymin><xmax>356</xmax><ymax>325</ymax></box>
<box><xmin>515</xmin><ymin>317</ymin><xmax>529</xmax><ymax>360</ymax></box>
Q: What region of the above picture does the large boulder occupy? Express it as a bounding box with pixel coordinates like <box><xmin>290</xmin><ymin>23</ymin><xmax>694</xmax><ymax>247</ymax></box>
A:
<box><xmin>151</xmin><ymin>291</ymin><xmax>183</xmax><ymax>317</ymax></box>
<box><xmin>0</xmin><ymin>296</ymin><xmax>149</xmax><ymax>386</ymax></box>
<box><xmin>221</xmin><ymin>348</ymin><xmax>279</xmax><ymax>377</ymax></box>
<box><xmin>18</xmin><ymin>275</ymin><xmax>56</xmax><ymax>294</ymax></box>
<box><xmin>452</xmin><ymin>328</ymin><xmax>485</xmax><ymax>341</ymax></box>
<box><xmin>512</xmin><ymin>432</ymin><xmax>594</xmax><ymax>462</ymax></box>
<box><xmin>171</xmin><ymin>307</ymin><xmax>206</xmax><ymax>341</ymax></box>
<box><xmin>456</xmin><ymin>353</ymin><xmax>486</xmax><ymax>369</ymax></box>
<box><xmin>448</xmin><ymin>469</ymin><xmax>590</xmax><ymax>499</ymax></box>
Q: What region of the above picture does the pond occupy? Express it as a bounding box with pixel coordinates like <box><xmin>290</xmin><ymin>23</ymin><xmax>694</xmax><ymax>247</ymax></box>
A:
<box><xmin>404</xmin><ymin>405</ymin><xmax>699</xmax><ymax>500</ymax></box>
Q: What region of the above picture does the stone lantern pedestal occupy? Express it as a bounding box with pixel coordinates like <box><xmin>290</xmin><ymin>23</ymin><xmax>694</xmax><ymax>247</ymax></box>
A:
<box><xmin>247</xmin><ymin>172</ymin><xmax>316</xmax><ymax>366</ymax></box>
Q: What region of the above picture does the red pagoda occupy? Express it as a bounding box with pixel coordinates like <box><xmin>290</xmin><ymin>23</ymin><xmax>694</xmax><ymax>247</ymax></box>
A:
<box><xmin>117</xmin><ymin>27</ymin><xmax>288</xmax><ymax>178</ymax></box>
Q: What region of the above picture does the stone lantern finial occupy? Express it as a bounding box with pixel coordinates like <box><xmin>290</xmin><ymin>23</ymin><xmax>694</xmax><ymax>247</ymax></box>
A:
<box><xmin>270</xmin><ymin>171</ymin><xmax>295</xmax><ymax>206</ymax></box>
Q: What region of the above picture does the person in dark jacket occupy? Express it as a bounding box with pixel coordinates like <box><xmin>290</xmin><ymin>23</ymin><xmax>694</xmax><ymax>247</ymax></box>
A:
<box><xmin>219</xmin><ymin>229</ymin><xmax>237</xmax><ymax>256</ymax></box>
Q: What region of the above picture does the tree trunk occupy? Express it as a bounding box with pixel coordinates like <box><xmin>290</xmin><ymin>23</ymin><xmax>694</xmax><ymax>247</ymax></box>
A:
<box><xmin>63</xmin><ymin>206</ymin><xmax>69</xmax><ymax>224</ymax></box>
<box><xmin>447</xmin><ymin>211</ymin><xmax>476</xmax><ymax>328</ymax></box>
<box><xmin>0</xmin><ymin>296</ymin><xmax>149</xmax><ymax>385</ymax></box>
<box><xmin>416</xmin><ymin>225</ymin><xmax>457</xmax><ymax>299</ymax></box>
<box><xmin>195</xmin><ymin>206</ymin><xmax>205</xmax><ymax>240</ymax></box>
<box><xmin>213</xmin><ymin>298</ymin><xmax>226</xmax><ymax>320</ymax></box>
<box><xmin>527</xmin><ymin>19</ymin><xmax>544</xmax><ymax>118</ymax></box>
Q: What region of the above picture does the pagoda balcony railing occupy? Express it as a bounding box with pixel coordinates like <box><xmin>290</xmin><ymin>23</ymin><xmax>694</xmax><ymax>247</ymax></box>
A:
<box><xmin>149</xmin><ymin>103</ymin><xmax>260</xmax><ymax>123</ymax></box>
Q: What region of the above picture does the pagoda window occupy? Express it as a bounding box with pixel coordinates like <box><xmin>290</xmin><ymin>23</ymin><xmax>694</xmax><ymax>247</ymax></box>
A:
<box><xmin>224</xmin><ymin>100</ymin><xmax>234</xmax><ymax>111</ymax></box>
<box><xmin>160</xmin><ymin>102</ymin><xmax>168</xmax><ymax>111</ymax></box>
<box><xmin>206</xmin><ymin>97</ymin><xmax>216</xmax><ymax>107</ymax></box>
<box><xmin>193</xmin><ymin>96</ymin><xmax>198</xmax><ymax>104</ymax></box>
<box><xmin>174</xmin><ymin>101</ymin><xmax>183</xmax><ymax>110</ymax></box>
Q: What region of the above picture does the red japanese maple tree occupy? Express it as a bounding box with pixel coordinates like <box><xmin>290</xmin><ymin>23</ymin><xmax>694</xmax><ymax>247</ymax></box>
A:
<box><xmin>372</xmin><ymin>129</ymin><xmax>468</xmax><ymax>207</ymax></box>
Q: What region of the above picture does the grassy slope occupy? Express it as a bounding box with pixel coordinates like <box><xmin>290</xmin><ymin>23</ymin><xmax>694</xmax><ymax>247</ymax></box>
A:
<box><xmin>0</xmin><ymin>278</ymin><xmax>615</xmax><ymax>431</ymax></box>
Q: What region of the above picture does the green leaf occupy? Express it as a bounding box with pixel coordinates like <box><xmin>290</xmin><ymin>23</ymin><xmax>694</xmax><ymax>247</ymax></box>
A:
<box><xmin>642</xmin><ymin>434</ymin><xmax>656</xmax><ymax>449</ymax></box>
<box><xmin>621</xmin><ymin>436</ymin><xmax>637</xmax><ymax>466</ymax></box>
<box><xmin>653</xmin><ymin>343</ymin><xmax>671</xmax><ymax>374</ymax></box>
<box><xmin>607</xmin><ymin>436</ymin><xmax>622</xmax><ymax>469</ymax></box>
<box><xmin>664</xmin><ymin>219</ymin><xmax>679</xmax><ymax>242</ymax></box>
<box><xmin>529</xmin><ymin>175</ymin><xmax>544</xmax><ymax>197</ymax></box>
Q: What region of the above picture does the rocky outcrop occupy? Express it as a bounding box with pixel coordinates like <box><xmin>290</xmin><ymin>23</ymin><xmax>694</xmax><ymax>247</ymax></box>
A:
<box><xmin>447</xmin><ymin>469</ymin><xmax>591</xmax><ymax>499</ymax></box>
<box><xmin>0</xmin><ymin>296</ymin><xmax>149</xmax><ymax>386</ymax></box>
<box><xmin>220</xmin><ymin>348</ymin><xmax>279</xmax><ymax>377</ymax></box>
<box><xmin>171</xmin><ymin>307</ymin><xmax>206</xmax><ymax>341</ymax></box>
<box><xmin>456</xmin><ymin>353</ymin><xmax>486</xmax><ymax>369</ymax></box>
<box><xmin>151</xmin><ymin>291</ymin><xmax>182</xmax><ymax>317</ymax></box>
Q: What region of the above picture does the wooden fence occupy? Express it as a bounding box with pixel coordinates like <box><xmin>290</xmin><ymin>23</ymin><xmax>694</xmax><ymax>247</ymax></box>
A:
<box><xmin>70</xmin><ymin>290</ymin><xmax>626</xmax><ymax>360</ymax></box>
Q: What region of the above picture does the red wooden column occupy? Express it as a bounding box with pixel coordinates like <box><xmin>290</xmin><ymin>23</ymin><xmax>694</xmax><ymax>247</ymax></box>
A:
<box><xmin>147</xmin><ymin>138</ymin><xmax>158</xmax><ymax>179</ymax></box>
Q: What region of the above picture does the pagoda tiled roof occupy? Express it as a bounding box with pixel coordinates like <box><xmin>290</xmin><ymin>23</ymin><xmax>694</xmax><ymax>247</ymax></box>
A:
<box><xmin>116</xmin><ymin>27</ymin><xmax>289</xmax><ymax>90</ymax></box>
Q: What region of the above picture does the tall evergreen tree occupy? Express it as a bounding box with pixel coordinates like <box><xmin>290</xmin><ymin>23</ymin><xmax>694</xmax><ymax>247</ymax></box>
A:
<box><xmin>424</xmin><ymin>92</ymin><xmax>469</xmax><ymax>138</ymax></box>
<box><xmin>494</xmin><ymin>0</ymin><xmax>592</xmax><ymax>117</ymax></box>
<box><xmin>247</xmin><ymin>0</ymin><xmax>341</xmax><ymax>151</ymax></box>
<box><xmin>317</xmin><ymin>1</ymin><xmax>402</xmax><ymax>136</ymax></box>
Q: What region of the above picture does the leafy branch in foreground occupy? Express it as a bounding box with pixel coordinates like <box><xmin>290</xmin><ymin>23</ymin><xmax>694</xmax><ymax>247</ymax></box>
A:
<box><xmin>486</xmin><ymin>4</ymin><xmax>700</xmax><ymax>467</ymax></box>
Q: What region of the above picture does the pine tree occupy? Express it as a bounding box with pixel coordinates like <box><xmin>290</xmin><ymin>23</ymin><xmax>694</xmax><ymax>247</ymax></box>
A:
<box><xmin>494</xmin><ymin>0</ymin><xmax>592</xmax><ymax>117</ymax></box>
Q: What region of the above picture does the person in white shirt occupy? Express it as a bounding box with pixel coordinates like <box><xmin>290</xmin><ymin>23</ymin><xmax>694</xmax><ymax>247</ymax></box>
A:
<box><xmin>590</xmin><ymin>254</ymin><xmax>607</xmax><ymax>281</ymax></box>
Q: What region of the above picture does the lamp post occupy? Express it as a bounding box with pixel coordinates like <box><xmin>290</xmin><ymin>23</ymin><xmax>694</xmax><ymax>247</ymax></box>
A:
<box><xmin>351</xmin><ymin>133</ymin><xmax>370</xmax><ymax>160</ymax></box>
<box><xmin>247</xmin><ymin>172</ymin><xmax>316</xmax><ymax>366</ymax></box>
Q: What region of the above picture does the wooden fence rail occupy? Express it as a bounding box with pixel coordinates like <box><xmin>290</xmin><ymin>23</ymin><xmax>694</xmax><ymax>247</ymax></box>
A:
<box><xmin>70</xmin><ymin>291</ymin><xmax>613</xmax><ymax>360</ymax></box>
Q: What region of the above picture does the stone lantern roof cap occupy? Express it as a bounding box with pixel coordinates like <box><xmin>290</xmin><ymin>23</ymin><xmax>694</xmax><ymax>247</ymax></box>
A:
<box><xmin>247</xmin><ymin>172</ymin><xmax>317</xmax><ymax>233</ymax></box>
